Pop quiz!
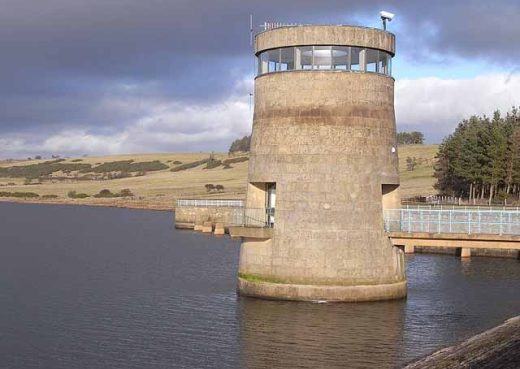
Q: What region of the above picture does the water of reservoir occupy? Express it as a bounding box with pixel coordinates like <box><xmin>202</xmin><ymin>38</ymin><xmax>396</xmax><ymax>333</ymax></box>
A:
<box><xmin>0</xmin><ymin>202</ymin><xmax>519</xmax><ymax>369</ymax></box>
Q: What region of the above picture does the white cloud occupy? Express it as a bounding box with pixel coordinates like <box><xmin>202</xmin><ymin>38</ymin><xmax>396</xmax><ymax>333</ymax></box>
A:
<box><xmin>2</xmin><ymin>74</ymin><xmax>519</xmax><ymax>158</ymax></box>
<box><xmin>0</xmin><ymin>80</ymin><xmax>253</xmax><ymax>158</ymax></box>
<box><xmin>395</xmin><ymin>73</ymin><xmax>520</xmax><ymax>138</ymax></box>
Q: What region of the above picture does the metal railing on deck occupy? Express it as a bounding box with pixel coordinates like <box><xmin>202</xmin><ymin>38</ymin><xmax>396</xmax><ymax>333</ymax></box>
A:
<box><xmin>384</xmin><ymin>208</ymin><xmax>520</xmax><ymax>235</ymax></box>
<box><xmin>176</xmin><ymin>199</ymin><xmax>244</xmax><ymax>208</ymax></box>
<box><xmin>401</xmin><ymin>204</ymin><xmax>520</xmax><ymax>211</ymax></box>
<box><xmin>232</xmin><ymin>208</ymin><xmax>273</xmax><ymax>228</ymax></box>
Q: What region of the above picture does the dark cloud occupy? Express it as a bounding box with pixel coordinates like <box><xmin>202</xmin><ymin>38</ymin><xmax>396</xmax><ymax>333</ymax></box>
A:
<box><xmin>0</xmin><ymin>0</ymin><xmax>519</xmax><ymax>156</ymax></box>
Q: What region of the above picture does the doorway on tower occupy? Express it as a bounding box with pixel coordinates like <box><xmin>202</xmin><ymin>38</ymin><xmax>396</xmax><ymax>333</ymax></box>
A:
<box><xmin>382</xmin><ymin>184</ymin><xmax>400</xmax><ymax>232</ymax></box>
<box><xmin>265</xmin><ymin>183</ymin><xmax>276</xmax><ymax>227</ymax></box>
<box><xmin>246</xmin><ymin>182</ymin><xmax>276</xmax><ymax>228</ymax></box>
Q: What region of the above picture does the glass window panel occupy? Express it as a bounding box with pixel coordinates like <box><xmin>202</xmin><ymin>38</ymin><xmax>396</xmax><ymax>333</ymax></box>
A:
<box><xmin>332</xmin><ymin>46</ymin><xmax>349</xmax><ymax>70</ymax></box>
<box><xmin>280</xmin><ymin>47</ymin><xmax>294</xmax><ymax>71</ymax></box>
<box><xmin>366</xmin><ymin>49</ymin><xmax>378</xmax><ymax>73</ymax></box>
<box><xmin>258</xmin><ymin>52</ymin><xmax>269</xmax><ymax>75</ymax></box>
<box><xmin>378</xmin><ymin>51</ymin><xmax>386</xmax><ymax>74</ymax></box>
<box><xmin>299</xmin><ymin>46</ymin><xmax>313</xmax><ymax>69</ymax></box>
<box><xmin>313</xmin><ymin>46</ymin><xmax>332</xmax><ymax>69</ymax></box>
<box><xmin>351</xmin><ymin>47</ymin><xmax>362</xmax><ymax>71</ymax></box>
<box><xmin>266</xmin><ymin>49</ymin><xmax>279</xmax><ymax>73</ymax></box>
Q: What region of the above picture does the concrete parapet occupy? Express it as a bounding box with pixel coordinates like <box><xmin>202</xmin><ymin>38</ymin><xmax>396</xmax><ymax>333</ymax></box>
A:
<box><xmin>255</xmin><ymin>25</ymin><xmax>395</xmax><ymax>55</ymax></box>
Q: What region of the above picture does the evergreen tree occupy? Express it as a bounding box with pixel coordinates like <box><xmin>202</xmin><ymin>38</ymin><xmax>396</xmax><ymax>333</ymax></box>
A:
<box><xmin>434</xmin><ymin>107</ymin><xmax>520</xmax><ymax>203</ymax></box>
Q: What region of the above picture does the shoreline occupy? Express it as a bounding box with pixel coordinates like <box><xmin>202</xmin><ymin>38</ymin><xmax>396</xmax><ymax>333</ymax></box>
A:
<box><xmin>0</xmin><ymin>197</ymin><xmax>174</xmax><ymax>212</ymax></box>
<box><xmin>403</xmin><ymin>315</ymin><xmax>520</xmax><ymax>368</ymax></box>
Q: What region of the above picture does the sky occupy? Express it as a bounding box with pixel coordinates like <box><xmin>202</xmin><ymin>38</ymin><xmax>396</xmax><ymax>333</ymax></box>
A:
<box><xmin>0</xmin><ymin>0</ymin><xmax>519</xmax><ymax>158</ymax></box>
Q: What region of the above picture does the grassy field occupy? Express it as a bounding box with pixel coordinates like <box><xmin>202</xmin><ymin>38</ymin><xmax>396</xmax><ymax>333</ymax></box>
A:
<box><xmin>0</xmin><ymin>145</ymin><xmax>439</xmax><ymax>210</ymax></box>
<box><xmin>398</xmin><ymin>144</ymin><xmax>438</xmax><ymax>198</ymax></box>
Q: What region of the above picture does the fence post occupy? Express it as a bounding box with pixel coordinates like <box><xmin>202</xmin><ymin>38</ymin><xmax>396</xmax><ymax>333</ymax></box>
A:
<box><xmin>449</xmin><ymin>210</ymin><xmax>452</xmax><ymax>233</ymax></box>
<box><xmin>499</xmin><ymin>211</ymin><xmax>503</xmax><ymax>235</ymax></box>
<box><xmin>438</xmin><ymin>210</ymin><xmax>441</xmax><ymax>234</ymax></box>
<box><xmin>468</xmin><ymin>212</ymin><xmax>471</xmax><ymax>234</ymax></box>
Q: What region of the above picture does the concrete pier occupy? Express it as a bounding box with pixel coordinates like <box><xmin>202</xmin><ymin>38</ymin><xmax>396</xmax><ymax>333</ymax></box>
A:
<box><xmin>214</xmin><ymin>222</ymin><xmax>225</xmax><ymax>235</ymax></box>
<box><xmin>202</xmin><ymin>221</ymin><xmax>213</xmax><ymax>233</ymax></box>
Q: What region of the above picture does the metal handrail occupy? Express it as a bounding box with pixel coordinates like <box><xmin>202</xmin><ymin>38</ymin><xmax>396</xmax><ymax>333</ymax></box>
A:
<box><xmin>384</xmin><ymin>208</ymin><xmax>520</xmax><ymax>235</ymax></box>
<box><xmin>176</xmin><ymin>199</ymin><xmax>244</xmax><ymax>208</ymax></box>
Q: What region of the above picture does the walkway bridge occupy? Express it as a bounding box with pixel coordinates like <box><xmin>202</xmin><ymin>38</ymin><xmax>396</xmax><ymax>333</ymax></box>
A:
<box><xmin>175</xmin><ymin>200</ymin><xmax>520</xmax><ymax>258</ymax></box>
<box><xmin>384</xmin><ymin>207</ymin><xmax>520</xmax><ymax>258</ymax></box>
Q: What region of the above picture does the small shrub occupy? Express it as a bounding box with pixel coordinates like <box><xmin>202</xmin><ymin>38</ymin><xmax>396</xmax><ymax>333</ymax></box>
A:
<box><xmin>171</xmin><ymin>159</ymin><xmax>209</xmax><ymax>172</ymax></box>
<box><xmin>172</xmin><ymin>161</ymin><xmax>182</xmax><ymax>165</ymax></box>
<box><xmin>87</xmin><ymin>160</ymin><xmax>168</xmax><ymax>173</ymax></box>
<box><xmin>205</xmin><ymin>159</ymin><xmax>222</xmax><ymax>169</ymax></box>
<box><xmin>16</xmin><ymin>192</ymin><xmax>39</xmax><ymax>198</ymax></box>
<box><xmin>71</xmin><ymin>159</ymin><xmax>83</xmax><ymax>162</ymax></box>
<box><xmin>42</xmin><ymin>194</ymin><xmax>59</xmax><ymax>199</ymax></box>
<box><xmin>119</xmin><ymin>188</ymin><xmax>134</xmax><ymax>197</ymax></box>
<box><xmin>205</xmin><ymin>184</ymin><xmax>215</xmax><ymax>192</ymax></box>
<box><xmin>223</xmin><ymin>156</ymin><xmax>249</xmax><ymax>165</ymax></box>
<box><xmin>215</xmin><ymin>184</ymin><xmax>225</xmax><ymax>192</ymax></box>
<box><xmin>0</xmin><ymin>191</ymin><xmax>12</xmax><ymax>197</ymax></box>
<box><xmin>94</xmin><ymin>189</ymin><xmax>115</xmax><ymax>198</ymax></box>
<box><xmin>406</xmin><ymin>156</ymin><xmax>417</xmax><ymax>171</ymax></box>
<box><xmin>67</xmin><ymin>191</ymin><xmax>89</xmax><ymax>199</ymax></box>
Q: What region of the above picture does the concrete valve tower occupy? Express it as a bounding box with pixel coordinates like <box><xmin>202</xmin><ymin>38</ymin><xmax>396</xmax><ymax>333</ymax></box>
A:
<box><xmin>237</xmin><ymin>24</ymin><xmax>407</xmax><ymax>302</ymax></box>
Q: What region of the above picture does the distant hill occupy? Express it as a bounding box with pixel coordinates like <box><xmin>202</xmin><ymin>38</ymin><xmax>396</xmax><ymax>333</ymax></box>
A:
<box><xmin>0</xmin><ymin>146</ymin><xmax>439</xmax><ymax>209</ymax></box>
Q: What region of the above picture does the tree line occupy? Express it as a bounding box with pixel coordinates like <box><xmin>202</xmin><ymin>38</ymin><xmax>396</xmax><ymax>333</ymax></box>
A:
<box><xmin>397</xmin><ymin>131</ymin><xmax>424</xmax><ymax>145</ymax></box>
<box><xmin>434</xmin><ymin>107</ymin><xmax>520</xmax><ymax>203</ymax></box>
<box><xmin>228</xmin><ymin>135</ymin><xmax>251</xmax><ymax>154</ymax></box>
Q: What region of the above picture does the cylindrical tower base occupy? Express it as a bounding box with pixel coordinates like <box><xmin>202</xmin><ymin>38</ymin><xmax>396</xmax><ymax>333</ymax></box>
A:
<box><xmin>238</xmin><ymin>278</ymin><xmax>407</xmax><ymax>302</ymax></box>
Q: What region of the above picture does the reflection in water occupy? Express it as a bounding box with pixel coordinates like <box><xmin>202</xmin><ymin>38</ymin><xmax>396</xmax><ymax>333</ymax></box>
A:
<box><xmin>238</xmin><ymin>298</ymin><xmax>405</xmax><ymax>369</ymax></box>
<box><xmin>238</xmin><ymin>255</ymin><xmax>520</xmax><ymax>369</ymax></box>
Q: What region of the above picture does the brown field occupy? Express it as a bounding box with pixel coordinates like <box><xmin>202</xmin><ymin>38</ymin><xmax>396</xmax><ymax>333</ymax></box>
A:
<box><xmin>0</xmin><ymin>145</ymin><xmax>439</xmax><ymax>210</ymax></box>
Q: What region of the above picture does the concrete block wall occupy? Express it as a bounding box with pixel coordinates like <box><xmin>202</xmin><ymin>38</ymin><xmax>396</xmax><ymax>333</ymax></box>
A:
<box><xmin>174</xmin><ymin>206</ymin><xmax>243</xmax><ymax>229</ymax></box>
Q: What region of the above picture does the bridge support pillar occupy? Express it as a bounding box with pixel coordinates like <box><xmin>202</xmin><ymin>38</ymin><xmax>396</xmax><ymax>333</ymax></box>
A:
<box><xmin>460</xmin><ymin>247</ymin><xmax>471</xmax><ymax>258</ymax></box>
<box><xmin>214</xmin><ymin>222</ymin><xmax>225</xmax><ymax>235</ymax></box>
<box><xmin>194</xmin><ymin>220</ymin><xmax>204</xmax><ymax>231</ymax></box>
<box><xmin>404</xmin><ymin>244</ymin><xmax>415</xmax><ymax>254</ymax></box>
<box><xmin>202</xmin><ymin>221</ymin><xmax>213</xmax><ymax>233</ymax></box>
